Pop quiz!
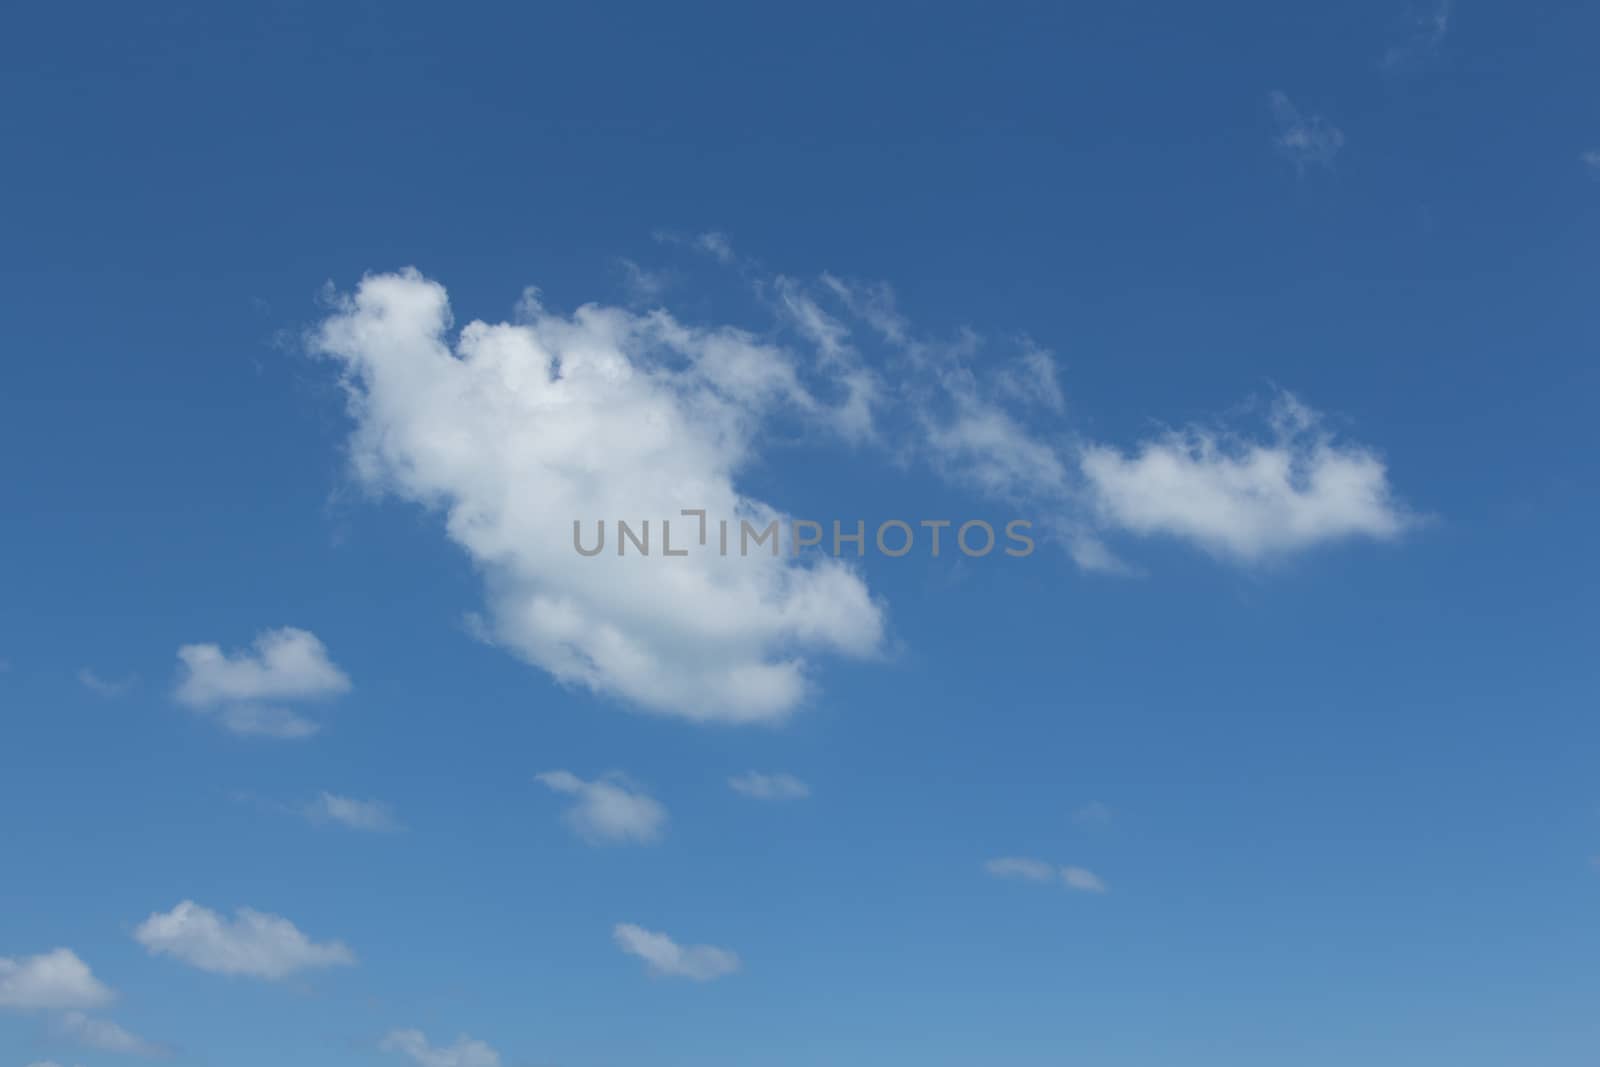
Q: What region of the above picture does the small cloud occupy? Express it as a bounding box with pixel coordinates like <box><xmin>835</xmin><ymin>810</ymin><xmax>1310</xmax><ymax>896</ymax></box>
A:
<box><xmin>0</xmin><ymin>949</ymin><xmax>115</xmax><ymax>1011</ymax></box>
<box><xmin>1383</xmin><ymin>0</ymin><xmax>1452</xmax><ymax>70</ymax></box>
<box><xmin>1582</xmin><ymin>150</ymin><xmax>1600</xmax><ymax>178</ymax></box>
<box><xmin>728</xmin><ymin>772</ymin><xmax>811</xmax><ymax>800</ymax></box>
<box><xmin>985</xmin><ymin>858</ymin><xmax>1109</xmax><ymax>893</ymax></box>
<box><xmin>1269</xmin><ymin>91</ymin><xmax>1345</xmax><ymax>170</ymax></box>
<box><xmin>303</xmin><ymin>792</ymin><xmax>402</xmax><ymax>832</ymax></box>
<box><xmin>984</xmin><ymin>857</ymin><xmax>1057</xmax><ymax>883</ymax></box>
<box><xmin>536</xmin><ymin>771</ymin><xmax>666</xmax><ymax>844</ymax></box>
<box><xmin>1062</xmin><ymin>866</ymin><xmax>1109</xmax><ymax>893</ymax></box>
<box><xmin>381</xmin><ymin>1028</ymin><xmax>501</xmax><ymax>1067</ymax></box>
<box><xmin>133</xmin><ymin>900</ymin><xmax>355</xmax><ymax>980</ymax></box>
<box><xmin>612</xmin><ymin>923</ymin><xmax>740</xmax><ymax>981</ymax></box>
<box><xmin>173</xmin><ymin>627</ymin><xmax>350</xmax><ymax>739</ymax></box>
<box><xmin>53</xmin><ymin>1011</ymin><xmax>169</xmax><ymax>1058</ymax></box>
<box><xmin>695</xmin><ymin>231</ymin><xmax>736</xmax><ymax>263</ymax></box>
<box><xmin>1073</xmin><ymin>801</ymin><xmax>1113</xmax><ymax>827</ymax></box>
<box><xmin>77</xmin><ymin>669</ymin><xmax>136</xmax><ymax>698</ymax></box>
<box><xmin>618</xmin><ymin>257</ymin><xmax>669</xmax><ymax>303</ymax></box>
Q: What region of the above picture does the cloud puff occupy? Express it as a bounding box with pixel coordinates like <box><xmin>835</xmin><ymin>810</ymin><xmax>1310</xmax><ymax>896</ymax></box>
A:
<box><xmin>0</xmin><ymin>949</ymin><xmax>114</xmax><ymax>1012</ymax></box>
<box><xmin>613</xmin><ymin>923</ymin><xmax>740</xmax><ymax>981</ymax></box>
<box><xmin>728</xmin><ymin>771</ymin><xmax>811</xmax><ymax>800</ymax></box>
<box><xmin>1269</xmin><ymin>91</ymin><xmax>1345</xmax><ymax>169</ymax></box>
<box><xmin>535</xmin><ymin>771</ymin><xmax>666</xmax><ymax>844</ymax></box>
<box><xmin>53</xmin><ymin>1011</ymin><xmax>167</xmax><ymax>1057</ymax></box>
<box><xmin>986</xmin><ymin>858</ymin><xmax>1108</xmax><ymax>893</ymax></box>
<box><xmin>173</xmin><ymin>627</ymin><xmax>351</xmax><ymax>738</ymax></box>
<box><xmin>313</xmin><ymin>271</ymin><xmax>884</xmax><ymax>725</ymax></box>
<box><xmin>133</xmin><ymin>901</ymin><xmax>355</xmax><ymax>979</ymax></box>
<box><xmin>1080</xmin><ymin>394</ymin><xmax>1409</xmax><ymax>562</ymax></box>
<box><xmin>381</xmin><ymin>1029</ymin><xmax>501</xmax><ymax>1067</ymax></box>
<box><xmin>303</xmin><ymin>792</ymin><xmax>401</xmax><ymax>832</ymax></box>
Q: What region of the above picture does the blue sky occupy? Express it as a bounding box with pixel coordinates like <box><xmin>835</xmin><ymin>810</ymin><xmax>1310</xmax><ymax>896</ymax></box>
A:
<box><xmin>2</xmin><ymin>2</ymin><xmax>1599</xmax><ymax>1065</ymax></box>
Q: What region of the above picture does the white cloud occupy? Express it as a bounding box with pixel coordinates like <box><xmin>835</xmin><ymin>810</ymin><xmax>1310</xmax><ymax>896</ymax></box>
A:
<box><xmin>381</xmin><ymin>1029</ymin><xmax>501</xmax><ymax>1067</ymax></box>
<box><xmin>613</xmin><ymin>923</ymin><xmax>740</xmax><ymax>981</ymax></box>
<box><xmin>133</xmin><ymin>901</ymin><xmax>355</xmax><ymax>980</ymax></box>
<box><xmin>728</xmin><ymin>771</ymin><xmax>810</xmax><ymax>800</ymax></box>
<box><xmin>303</xmin><ymin>792</ymin><xmax>401</xmax><ymax>832</ymax></box>
<box><xmin>1062</xmin><ymin>866</ymin><xmax>1109</xmax><ymax>893</ymax></box>
<box><xmin>77</xmin><ymin>669</ymin><xmax>135</xmax><ymax>698</ymax></box>
<box><xmin>53</xmin><ymin>1011</ymin><xmax>167</xmax><ymax>1057</ymax></box>
<box><xmin>313</xmin><ymin>271</ymin><xmax>884</xmax><ymax>725</ymax></box>
<box><xmin>1080</xmin><ymin>393</ymin><xmax>1409</xmax><ymax>562</ymax></box>
<box><xmin>984</xmin><ymin>857</ymin><xmax>1057</xmax><ymax>882</ymax></box>
<box><xmin>535</xmin><ymin>771</ymin><xmax>665</xmax><ymax>844</ymax></box>
<box><xmin>986</xmin><ymin>858</ymin><xmax>1109</xmax><ymax>893</ymax></box>
<box><xmin>1269</xmin><ymin>91</ymin><xmax>1345</xmax><ymax>169</ymax></box>
<box><xmin>173</xmin><ymin>627</ymin><xmax>351</xmax><ymax>739</ymax></box>
<box><xmin>0</xmin><ymin>950</ymin><xmax>114</xmax><ymax>1012</ymax></box>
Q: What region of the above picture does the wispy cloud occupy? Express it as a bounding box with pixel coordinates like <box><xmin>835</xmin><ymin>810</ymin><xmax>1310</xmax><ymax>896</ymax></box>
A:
<box><xmin>1269</xmin><ymin>91</ymin><xmax>1345</xmax><ymax>170</ymax></box>
<box><xmin>381</xmin><ymin>1029</ymin><xmax>501</xmax><ymax>1067</ymax></box>
<box><xmin>1582</xmin><ymin>150</ymin><xmax>1600</xmax><ymax>178</ymax></box>
<box><xmin>985</xmin><ymin>857</ymin><xmax>1109</xmax><ymax>893</ymax></box>
<box><xmin>728</xmin><ymin>772</ymin><xmax>811</xmax><ymax>800</ymax></box>
<box><xmin>1383</xmin><ymin>0</ymin><xmax>1452</xmax><ymax>70</ymax></box>
<box><xmin>613</xmin><ymin>923</ymin><xmax>740</xmax><ymax>981</ymax></box>
<box><xmin>536</xmin><ymin>771</ymin><xmax>667</xmax><ymax>844</ymax></box>
<box><xmin>53</xmin><ymin>1011</ymin><xmax>168</xmax><ymax>1058</ymax></box>
<box><xmin>77</xmin><ymin>669</ymin><xmax>136</xmax><ymax>698</ymax></box>
<box><xmin>303</xmin><ymin>792</ymin><xmax>402</xmax><ymax>832</ymax></box>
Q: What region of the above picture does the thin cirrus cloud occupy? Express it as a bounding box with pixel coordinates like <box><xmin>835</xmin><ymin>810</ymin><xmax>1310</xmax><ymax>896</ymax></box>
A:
<box><xmin>986</xmin><ymin>858</ymin><xmax>1108</xmax><ymax>893</ymax></box>
<box><xmin>728</xmin><ymin>771</ymin><xmax>810</xmax><ymax>800</ymax></box>
<box><xmin>0</xmin><ymin>949</ymin><xmax>114</xmax><ymax>1011</ymax></box>
<box><xmin>302</xmin><ymin>792</ymin><xmax>402</xmax><ymax>832</ymax></box>
<box><xmin>77</xmin><ymin>669</ymin><xmax>136</xmax><ymax>698</ymax></box>
<box><xmin>173</xmin><ymin>627</ymin><xmax>351</xmax><ymax>739</ymax></box>
<box><xmin>133</xmin><ymin>901</ymin><xmax>355</xmax><ymax>980</ymax></box>
<box><xmin>311</xmin><ymin>255</ymin><xmax>1408</xmax><ymax>723</ymax></box>
<box><xmin>1268</xmin><ymin>90</ymin><xmax>1345</xmax><ymax>169</ymax></box>
<box><xmin>52</xmin><ymin>1011</ymin><xmax>168</xmax><ymax>1058</ymax></box>
<box><xmin>612</xmin><ymin>923</ymin><xmax>740</xmax><ymax>981</ymax></box>
<box><xmin>381</xmin><ymin>1029</ymin><xmax>502</xmax><ymax>1067</ymax></box>
<box><xmin>535</xmin><ymin>771</ymin><xmax>666</xmax><ymax>844</ymax></box>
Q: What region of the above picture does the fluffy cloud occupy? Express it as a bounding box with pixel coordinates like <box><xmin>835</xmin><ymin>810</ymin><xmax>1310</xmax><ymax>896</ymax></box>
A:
<box><xmin>986</xmin><ymin>858</ymin><xmax>1108</xmax><ymax>893</ymax></box>
<box><xmin>0</xmin><ymin>950</ymin><xmax>113</xmax><ymax>1012</ymax></box>
<box><xmin>303</xmin><ymin>792</ymin><xmax>401</xmax><ymax>832</ymax></box>
<box><xmin>1269</xmin><ymin>91</ymin><xmax>1344</xmax><ymax>169</ymax></box>
<box><xmin>133</xmin><ymin>901</ymin><xmax>355</xmax><ymax>979</ymax></box>
<box><xmin>53</xmin><ymin>1011</ymin><xmax>167</xmax><ymax>1057</ymax></box>
<box><xmin>535</xmin><ymin>771</ymin><xmax>666</xmax><ymax>844</ymax></box>
<box><xmin>173</xmin><ymin>627</ymin><xmax>351</xmax><ymax>739</ymax></box>
<box><xmin>728</xmin><ymin>772</ymin><xmax>811</xmax><ymax>800</ymax></box>
<box><xmin>613</xmin><ymin>923</ymin><xmax>740</xmax><ymax>981</ymax></box>
<box><xmin>381</xmin><ymin>1029</ymin><xmax>501</xmax><ymax>1067</ymax></box>
<box><xmin>1080</xmin><ymin>394</ymin><xmax>1409</xmax><ymax>561</ymax></box>
<box><xmin>310</xmin><ymin>262</ymin><xmax>1409</xmax><ymax>717</ymax></box>
<box><xmin>314</xmin><ymin>271</ymin><xmax>884</xmax><ymax>725</ymax></box>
